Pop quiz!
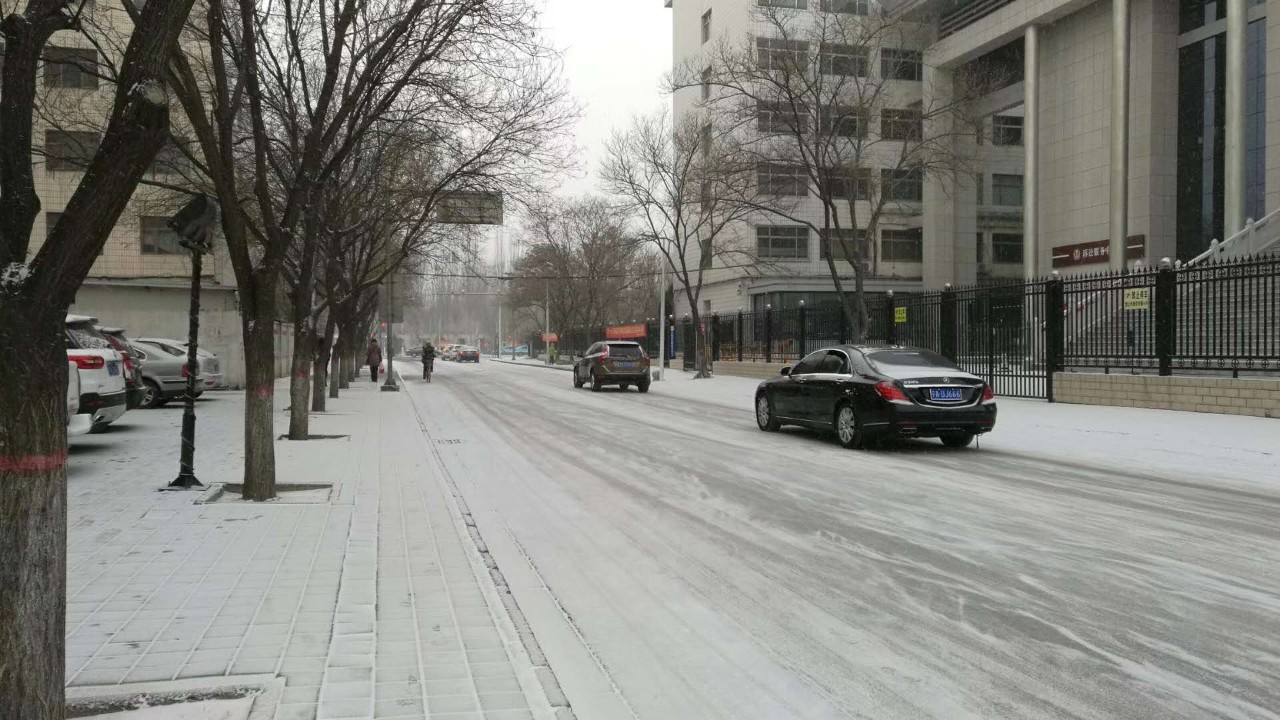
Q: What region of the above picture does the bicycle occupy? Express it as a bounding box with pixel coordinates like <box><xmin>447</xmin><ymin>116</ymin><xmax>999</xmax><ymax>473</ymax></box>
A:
<box><xmin>423</xmin><ymin>356</ymin><xmax>434</xmax><ymax>383</ymax></box>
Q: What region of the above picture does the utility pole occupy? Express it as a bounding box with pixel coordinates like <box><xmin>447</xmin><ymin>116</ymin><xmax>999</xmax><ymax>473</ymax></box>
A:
<box><xmin>658</xmin><ymin>259</ymin><xmax>666</xmax><ymax>381</ymax></box>
<box><xmin>544</xmin><ymin>283</ymin><xmax>551</xmax><ymax>366</ymax></box>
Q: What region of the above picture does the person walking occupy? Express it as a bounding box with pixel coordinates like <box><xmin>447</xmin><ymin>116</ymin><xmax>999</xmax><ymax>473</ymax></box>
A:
<box><xmin>366</xmin><ymin>338</ymin><xmax>382</xmax><ymax>382</ymax></box>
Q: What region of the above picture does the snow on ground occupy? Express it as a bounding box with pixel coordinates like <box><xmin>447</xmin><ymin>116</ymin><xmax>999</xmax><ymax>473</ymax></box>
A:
<box><xmin>80</xmin><ymin>697</ymin><xmax>254</xmax><ymax>720</ymax></box>
<box><xmin>401</xmin><ymin>358</ymin><xmax>1280</xmax><ymax>720</ymax></box>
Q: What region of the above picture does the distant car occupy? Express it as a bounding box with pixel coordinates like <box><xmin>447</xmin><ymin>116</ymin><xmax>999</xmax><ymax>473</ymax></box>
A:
<box><xmin>131</xmin><ymin>340</ymin><xmax>205</xmax><ymax>408</ymax></box>
<box><xmin>136</xmin><ymin>336</ymin><xmax>226</xmax><ymax>390</ymax></box>
<box><xmin>99</xmin><ymin>327</ymin><xmax>147</xmax><ymax>409</ymax></box>
<box><xmin>66</xmin><ymin>359</ymin><xmax>91</xmax><ymax>437</ymax></box>
<box><xmin>573</xmin><ymin>341</ymin><xmax>651</xmax><ymax>392</ymax></box>
<box><xmin>457</xmin><ymin>346</ymin><xmax>480</xmax><ymax>363</ymax></box>
<box><xmin>754</xmin><ymin>345</ymin><xmax>996</xmax><ymax>449</ymax></box>
<box><xmin>442</xmin><ymin>344</ymin><xmax>459</xmax><ymax>361</ymax></box>
<box><xmin>65</xmin><ymin>315</ymin><xmax>129</xmax><ymax>433</ymax></box>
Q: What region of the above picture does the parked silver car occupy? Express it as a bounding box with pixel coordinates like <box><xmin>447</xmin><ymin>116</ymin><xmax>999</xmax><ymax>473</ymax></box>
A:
<box><xmin>131</xmin><ymin>340</ymin><xmax>206</xmax><ymax>408</ymax></box>
<box><xmin>136</xmin><ymin>336</ymin><xmax>226</xmax><ymax>390</ymax></box>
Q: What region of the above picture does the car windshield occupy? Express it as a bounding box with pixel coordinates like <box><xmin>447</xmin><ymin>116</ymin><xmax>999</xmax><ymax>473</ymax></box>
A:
<box><xmin>607</xmin><ymin>343</ymin><xmax>643</xmax><ymax>358</ymax></box>
<box><xmin>66</xmin><ymin>323</ymin><xmax>113</xmax><ymax>350</ymax></box>
<box><xmin>865</xmin><ymin>350</ymin><xmax>960</xmax><ymax>372</ymax></box>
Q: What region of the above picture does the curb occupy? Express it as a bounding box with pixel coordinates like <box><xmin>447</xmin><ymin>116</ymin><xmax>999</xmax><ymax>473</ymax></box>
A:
<box><xmin>492</xmin><ymin>358</ymin><xmax>573</xmax><ymax>373</ymax></box>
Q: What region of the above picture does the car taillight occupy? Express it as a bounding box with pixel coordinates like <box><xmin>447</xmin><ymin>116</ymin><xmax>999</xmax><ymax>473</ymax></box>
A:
<box><xmin>71</xmin><ymin>355</ymin><xmax>105</xmax><ymax>370</ymax></box>
<box><xmin>874</xmin><ymin>381</ymin><xmax>910</xmax><ymax>403</ymax></box>
<box><xmin>121</xmin><ymin>354</ymin><xmax>134</xmax><ymax>372</ymax></box>
<box><xmin>981</xmin><ymin>384</ymin><xmax>995</xmax><ymax>403</ymax></box>
<box><xmin>182</xmin><ymin>364</ymin><xmax>190</xmax><ymax>378</ymax></box>
<box><xmin>599</xmin><ymin>348</ymin><xmax>609</xmax><ymax>361</ymax></box>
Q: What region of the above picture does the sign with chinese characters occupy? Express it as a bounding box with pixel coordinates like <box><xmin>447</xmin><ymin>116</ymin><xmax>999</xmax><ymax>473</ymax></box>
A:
<box><xmin>1123</xmin><ymin>288</ymin><xmax>1151</xmax><ymax>311</ymax></box>
<box><xmin>606</xmin><ymin>323</ymin><xmax>647</xmax><ymax>340</ymax></box>
<box><xmin>894</xmin><ymin>307</ymin><xmax>908</xmax><ymax>324</ymax></box>
<box><xmin>1051</xmin><ymin>235</ymin><xmax>1146</xmax><ymax>268</ymax></box>
<box><xmin>437</xmin><ymin>191</ymin><xmax>504</xmax><ymax>225</ymax></box>
<box><xmin>541</xmin><ymin>332</ymin><xmax>558</xmax><ymax>343</ymax></box>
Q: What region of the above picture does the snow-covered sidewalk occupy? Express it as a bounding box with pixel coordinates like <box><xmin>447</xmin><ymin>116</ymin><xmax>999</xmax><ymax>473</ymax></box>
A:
<box><xmin>64</xmin><ymin>377</ymin><xmax>555</xmax><ymax>719</ymax></box>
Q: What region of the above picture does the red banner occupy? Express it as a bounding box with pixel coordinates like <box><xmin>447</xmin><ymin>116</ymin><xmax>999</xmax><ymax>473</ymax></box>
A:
<box><xmin>606</xmin><ymin>323</ymin><xmax>647</xmax><ymax>339</ymax></box>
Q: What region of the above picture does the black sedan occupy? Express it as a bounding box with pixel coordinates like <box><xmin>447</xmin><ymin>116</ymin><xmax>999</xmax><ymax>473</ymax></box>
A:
<box><xmin>755</xmin><ymin>345</ymin><xmax>996</xmax><ymax>448</ymax></box>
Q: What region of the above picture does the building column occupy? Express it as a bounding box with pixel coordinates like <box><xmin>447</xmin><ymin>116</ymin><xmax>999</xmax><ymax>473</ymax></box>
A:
<box><xmin>1024</xmin><ymin>24</ymin><xmax>1040</xmax><ymax>279</ymax></box>
<box><xmin>1225</xmin><ymin>0</ymin><xmax>1248</xmax><ymax>237</ymax></box>
<box><xmin>921</xmin><ymin>63</ymin><xmax>977</xmax><ymax>288</ymax></box>
<box><xmin>1110</xmin><ymin>0</ymin><xmax>1131</xmax><ymax>271</ymax></box>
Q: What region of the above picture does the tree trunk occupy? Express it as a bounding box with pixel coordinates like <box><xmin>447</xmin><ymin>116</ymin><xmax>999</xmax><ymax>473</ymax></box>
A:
<box><xmin>329</xmin><ymin>329</ymin><xmax>344</xmax><ymax>398</ymax></box>
<box><xmin>0</xmin><ymin>314</ymin><xmax>68</xmax><ymax>720</ymax></box>
<box><xmin>312</xmin><ymin>313</ymin><xmax>336</xmax><ymax>412</ymax></box>
<box><xmin>240</xmin><ymin>289</ymin><xmax>278</xmax><ymax>501</ymax></box>
<box><xmin>286</xmin><ymin>320</ymin><xmax>314</xmax><ymax>440</ymax></box>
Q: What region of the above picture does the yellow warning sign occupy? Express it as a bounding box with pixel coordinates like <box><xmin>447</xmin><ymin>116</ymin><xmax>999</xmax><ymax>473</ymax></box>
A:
<box><xmin>1123</xmin><ymin>288</ymin><xmax>1151</xmax><ymax>311</ymax></box>
<box><xmin>894</xmin><ymin>307</ymin><xmax>908</xmax><ymax>324</ymax></box>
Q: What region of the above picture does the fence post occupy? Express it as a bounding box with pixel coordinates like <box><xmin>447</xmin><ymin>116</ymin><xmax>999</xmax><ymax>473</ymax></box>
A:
<box><xmin>765</xmin><ymin>306</ymin><xmax>774</xmax><ymax>363</ymax></box>
<box><xmin>884</xmin><ymin>291</ymin><xmax>896</xmax><ymax>345</ymax></box>
<box><xmin>839</xmin><ymin>304</ymin><xmax>849</xmax><ymax>345</ymax></box>
<box><xmin>1155</xmin><ymin>258</ymin><xmax>1176</xmax><ymax>376</ymax></box>
<box><xmin>1044</xmin><ymin>273</ymin><xmax>1065</xmax><ymax>401</ymax></box>
<box><xmin>710</xmin><ymin>313</ymin><xmax>720</xmax><ymax>362</ymax></box>
<box><xmin>737</xmin><ymin>311</ymin><xmax>744</xmax><ymax>362</ymax></box>
<box><xmin>798</xmin><ymin>303</ymin><xmax>807</xmax><ymax>357</ymax></box>
<box><xmin>940</xmin><ymin>284</ymin><xmax>957</xmax><ymax>361</ymax></box>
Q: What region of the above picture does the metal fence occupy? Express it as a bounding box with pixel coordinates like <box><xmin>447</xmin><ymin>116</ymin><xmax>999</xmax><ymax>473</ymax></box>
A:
<box><xmin>550</xmin><ymin>254</ymin><xmax>1280</xmax><ymax>400</ymax></box>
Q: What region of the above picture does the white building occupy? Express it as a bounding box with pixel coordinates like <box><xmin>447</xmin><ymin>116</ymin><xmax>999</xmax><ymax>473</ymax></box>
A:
<box><xmin>669</xmin><ymin>0</ymin><xmax>1278</xmax><ymax>313</ymax></box>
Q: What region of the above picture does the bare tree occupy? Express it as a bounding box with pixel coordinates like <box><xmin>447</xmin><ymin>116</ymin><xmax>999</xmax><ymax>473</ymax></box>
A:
<box><xmin>602</xmin><ymin>110</ymin><xmax>763</xmax><ymax>377</ymax></box>
<box><xmin>691</xmin><ymin>4</ymin><xmax>996</xmax><ymax>340</ymax></box>
<box><xmin>0</xmin><ymin>1</ymin><xmax>198</xmax><ymax>714</ymax></box>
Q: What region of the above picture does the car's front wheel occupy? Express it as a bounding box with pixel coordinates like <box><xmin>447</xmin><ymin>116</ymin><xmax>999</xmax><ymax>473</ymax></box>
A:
<box><xmin>573</xmin><ymin>368</ymin><xmax>584</xmax><ymax>389</ymax></box>
<box><xmin>756</xmin><ymin>393</ymin><xmax>780</xmax><ymax>431</ymax></box>
<box><xmin>940</xmin><ymin>432</ymin><xmax>975</xmax><ymax>448</ymax></box>
<box><xmin>834</xmin><ymin>403</ymin><xmax>864</xmax><ymax>449</ymax></box>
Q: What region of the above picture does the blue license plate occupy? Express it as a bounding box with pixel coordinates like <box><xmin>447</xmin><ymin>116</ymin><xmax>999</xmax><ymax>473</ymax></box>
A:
<box><xmin>107</xmin><ymin>363</ymin><xmax>120</xmax><ymax>376</ymax></box>
<box><xmin>929</xmin><ymin>387</ymin><xmax>963</xmax><ymax>401</ymax></box>
<box><xmin>616</xmin><ymin>361</ymin><xmax>636</xmax><ymax>369</ymax></box>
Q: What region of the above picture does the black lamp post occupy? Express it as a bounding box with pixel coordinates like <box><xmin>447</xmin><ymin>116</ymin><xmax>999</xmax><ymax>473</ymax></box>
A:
<box><xmin>166</xmin><ymin>194</ymin><xmax>219</xmax><ymax>490</ymax></box>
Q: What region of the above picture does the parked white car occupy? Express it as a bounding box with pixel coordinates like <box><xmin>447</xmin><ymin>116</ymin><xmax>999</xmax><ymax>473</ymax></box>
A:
<box><xmin>66</xmin><ymin>359</ymin><xmax>91</xmax><ymax>437</ymax></box>
<box><xmin>136</xmin><ymin>337</ymin><xmax>226</xmax><ymax>390</ymax></box>
<box><xmin>65</xmin><ymin>314</ymin><xmax>128</xmax><ymax>433</ymax></box>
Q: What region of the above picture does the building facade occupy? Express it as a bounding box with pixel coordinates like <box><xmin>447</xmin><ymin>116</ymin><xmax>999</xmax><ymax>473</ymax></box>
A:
<box><xmin>24</xmin><ymin>2</ymin><xmax>254</xmax><ymax>386</ymax></box>
<box><xmin>669</xmin><ymin>0</ymin><xmax>1278</xmax><ymax>314</ymax></box>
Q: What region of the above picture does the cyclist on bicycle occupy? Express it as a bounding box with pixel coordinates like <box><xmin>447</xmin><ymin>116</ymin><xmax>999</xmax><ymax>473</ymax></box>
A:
<box><xmin>422</xmin><ymin>341</ymin><xmax>436</xmax><ymax>380</ymax></box>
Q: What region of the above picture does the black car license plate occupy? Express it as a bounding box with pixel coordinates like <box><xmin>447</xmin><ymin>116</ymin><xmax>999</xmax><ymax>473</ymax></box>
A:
<box><xmin>929</xmin><ymin>387</ymin><xmax>963</xmax><ymax>401</ymax></box>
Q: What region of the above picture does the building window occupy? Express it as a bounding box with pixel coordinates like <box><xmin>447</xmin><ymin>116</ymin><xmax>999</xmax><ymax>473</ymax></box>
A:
<box><xmin>701</xmin><ymin>66</ymin><xmax>712</xmax><ymax>100</ymax></box>
<box><xmin>821</xmin><ymin>0</ymin><xmax>868</xmax><ymax>15</ymax></box>
<box><xmin>757</xmin><ymin>100</ymin><xmax>809</xmax><ymax>134</ymax></box>
<box><xmin>701</xmin><ymin>9</ymin><xmax>712</xmax><ymax>44</ymax></box>
<box><xmin>881</xmin><ymin>168</ymin><xmax>923</xmax><ymax>202</ymax></box>
<box><xmin>44</xmin><ymin>47</ymin><xmax>98</xmax><ymax>89</ymax></box>
<box><xmin>820</xmin><ymin>105</ymin><xmax>865</xmax><ymax>137</ymax></box>
<box><xmin>756</xmin><ymin>226</ymin><xmax>809</xmax><ymax>259</ymax></box>
<box><xmin>820</xmin><ymin>168</ymin><xmax>871</xmax><ymax>200</ymax></box>
<box><xmin>820</xmin><ymin>229</ymin><xmax>867</xmax><ymax>262</ymax></box>
<box><xmin>992</xmin><ymin>115</ymin><xmax>1023</xmax><ymax>146</ymax></box>
<box><xmin>992</xmin><ymin>232</ymin><xmax>1023</xmax><ymax>264</ymax></box>
<box><xmin>881</xmin><ymin>49</ymin><xmax>923</xmax><ymax>81</ymax></box>
<box><xmin>757</xmin><ymin>163</ymin><xmax>808</xmax><ymax>196</ymax></box>
<box><xmin>46</xmin><ymin>212</ymin><xmax>62</xmax><ymax>240</ymax></box>
<box><xmin>991</xmin><ymin>173</ymin><xmax>1023</xmax><ymax>206</ymax></box>
<box><xmin>976</xmin><ymin>231</ymin><xmax>985</xmax><ymax>264</ymax></box>
<box><xmin>881</xmin><ymin>228</ymin><xmax>923</xmax><ymax>263</ymax></box>
<box><xmin>881</xmin><ymin>109</ymin><xmax>922</xmax><ymax>141</ymax></box>
<box><xmin>819</xmin><ymin>42</ymin><xmax>867</xmax><ymax>76</ymax></box>
<box><xmin>759</xmin><ymin>0</ymin><xmax>807</xmax><ymax>7</ymax></box>
<box><xmin>976</xmin><ymin>174</ymin><xmax>984</xmax><ymax>205</ymax></box>
<box><xmin>45</xmin><ymin>130</ymin><xmax>99</xmax><ymax>172</ymax></box>
<box><xmin>140</xmin><ymin>216</ymin><xmax>185</xmax><ymax>255</ymax></box>
<box><xmin>757</xmin><ymin>37</ymin><xmax>809</xmax><ymax>71</ymax></box>
<box><xmin>1179</xmin><ymin>0</ymin><xmax>1226</xmax><ymax>34</ymax></box>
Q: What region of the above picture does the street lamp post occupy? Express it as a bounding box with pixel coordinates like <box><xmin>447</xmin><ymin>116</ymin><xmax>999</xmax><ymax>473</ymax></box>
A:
<box><xmin>166</xmin><ymin>194</ymin><xmax>219</xmax><ymax>490</ymax></box>
<box><xmin>382</xmin><ymin>273</ymin><xmax>399</xmax><ymax>392</ymax></box>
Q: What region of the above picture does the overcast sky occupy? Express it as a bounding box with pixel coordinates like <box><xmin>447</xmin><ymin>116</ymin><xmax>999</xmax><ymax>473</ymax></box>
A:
<box><xmin>537</xmin><ymin>0</ymin><xmax>673</xmax><ymax>198</ymax></box>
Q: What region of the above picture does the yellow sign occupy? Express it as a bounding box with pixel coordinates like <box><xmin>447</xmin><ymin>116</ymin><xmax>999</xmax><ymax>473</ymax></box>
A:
<box><xmin>1123</xmin><ymin>288</ymin><xmax>1151</xmax><ymax>311</ymax></box>
<box><xmin>894</xmin><ymin>307</ymin><xmax>908</xmax><ymax>324</ymax></box>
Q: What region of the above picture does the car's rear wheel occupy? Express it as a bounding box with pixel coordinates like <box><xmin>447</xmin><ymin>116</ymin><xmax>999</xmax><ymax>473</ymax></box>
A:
<box><xmin>940</xmin><ymin>432</ymin><xmax>975</xmax><ymax>448</ymax></box>
<box><xmin>142</xmin><ymin>379</ymin><xmax>162</xmax><ymax>409</ymax></box>
<box><xmin>590</xmin><ymin>371</ymin><xmax>602</xmax><ymax>392</ymax></box>
<box><xmin>756</xmin><ymin>393</ymin><xmax>780</xmax><ymax>431</ymax></box>
<box><xmin>638</xmin><ymin>379</ymin><xmax>650</xmax><ymax>393</ymax></box>
<box><xmin>620</xmin><ymin>383</ymin><xmax>630</xmax><ymax>391</ymax></box>
<box><xmin>835</xmin><ymin>403</ymin><xmax>865</xmax><ymax>449</ymax></box>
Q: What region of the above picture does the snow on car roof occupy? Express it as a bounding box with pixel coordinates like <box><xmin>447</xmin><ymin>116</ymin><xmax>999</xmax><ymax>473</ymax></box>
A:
<box><xmin>66</xmin><ymin>313</ymin><xmax>99</xmax><ymax>324</ymax></box>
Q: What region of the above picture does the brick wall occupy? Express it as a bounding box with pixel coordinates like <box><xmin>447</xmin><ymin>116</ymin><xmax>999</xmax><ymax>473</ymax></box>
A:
<box><xmin>1054</xmin><ymin>373</ymin><xmax>1280</xmax><ymax>418</ymax></box>
<box><xmin>713</xmin><ymin>360</ymin><xmax>790</xmax><ymax>381</ymax></box>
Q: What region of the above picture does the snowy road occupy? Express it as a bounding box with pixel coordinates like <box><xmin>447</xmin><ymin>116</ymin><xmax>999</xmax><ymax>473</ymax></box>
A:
<box><xmin>401</xmin><ymin>359</ymin><xmax>1280</xmax><ymax>720</ymax></box>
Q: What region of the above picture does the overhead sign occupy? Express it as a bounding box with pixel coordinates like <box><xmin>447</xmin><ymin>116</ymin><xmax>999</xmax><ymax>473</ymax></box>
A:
<box><xmin>606</xmin><ymin>323</ymin><xmax>647</xmax><ymax>339</ymax></box>
<box><xmin>894</xmin><ymin>307</ymin><xmax>908</xmax><ymax>324</ymax></box>
<box><xmin>1052</xmin><ymin>235</ymin><xmax>1146</xmax><ymax>268</ymax></box>
<box><xmin>1123</xmin><ymin>288</ymin><xmax>1151</xmax><ymax>311</ymax></box>
<box><xmin>541</xmin><ymin>332</ymin><xmax>558</xmax><ymax>343</ymax></box>
<box><xmin>437</xmin><ymin>191</ymin><xmax>503</xmax><ymax>225</ymax></box>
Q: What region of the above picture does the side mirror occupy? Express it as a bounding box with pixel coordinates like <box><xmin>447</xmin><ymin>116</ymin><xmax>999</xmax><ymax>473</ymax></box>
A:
<box><xmin>780</xmin><ymin>366</ymin><xmax>791</xmax><ymax>376</ymax></box>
